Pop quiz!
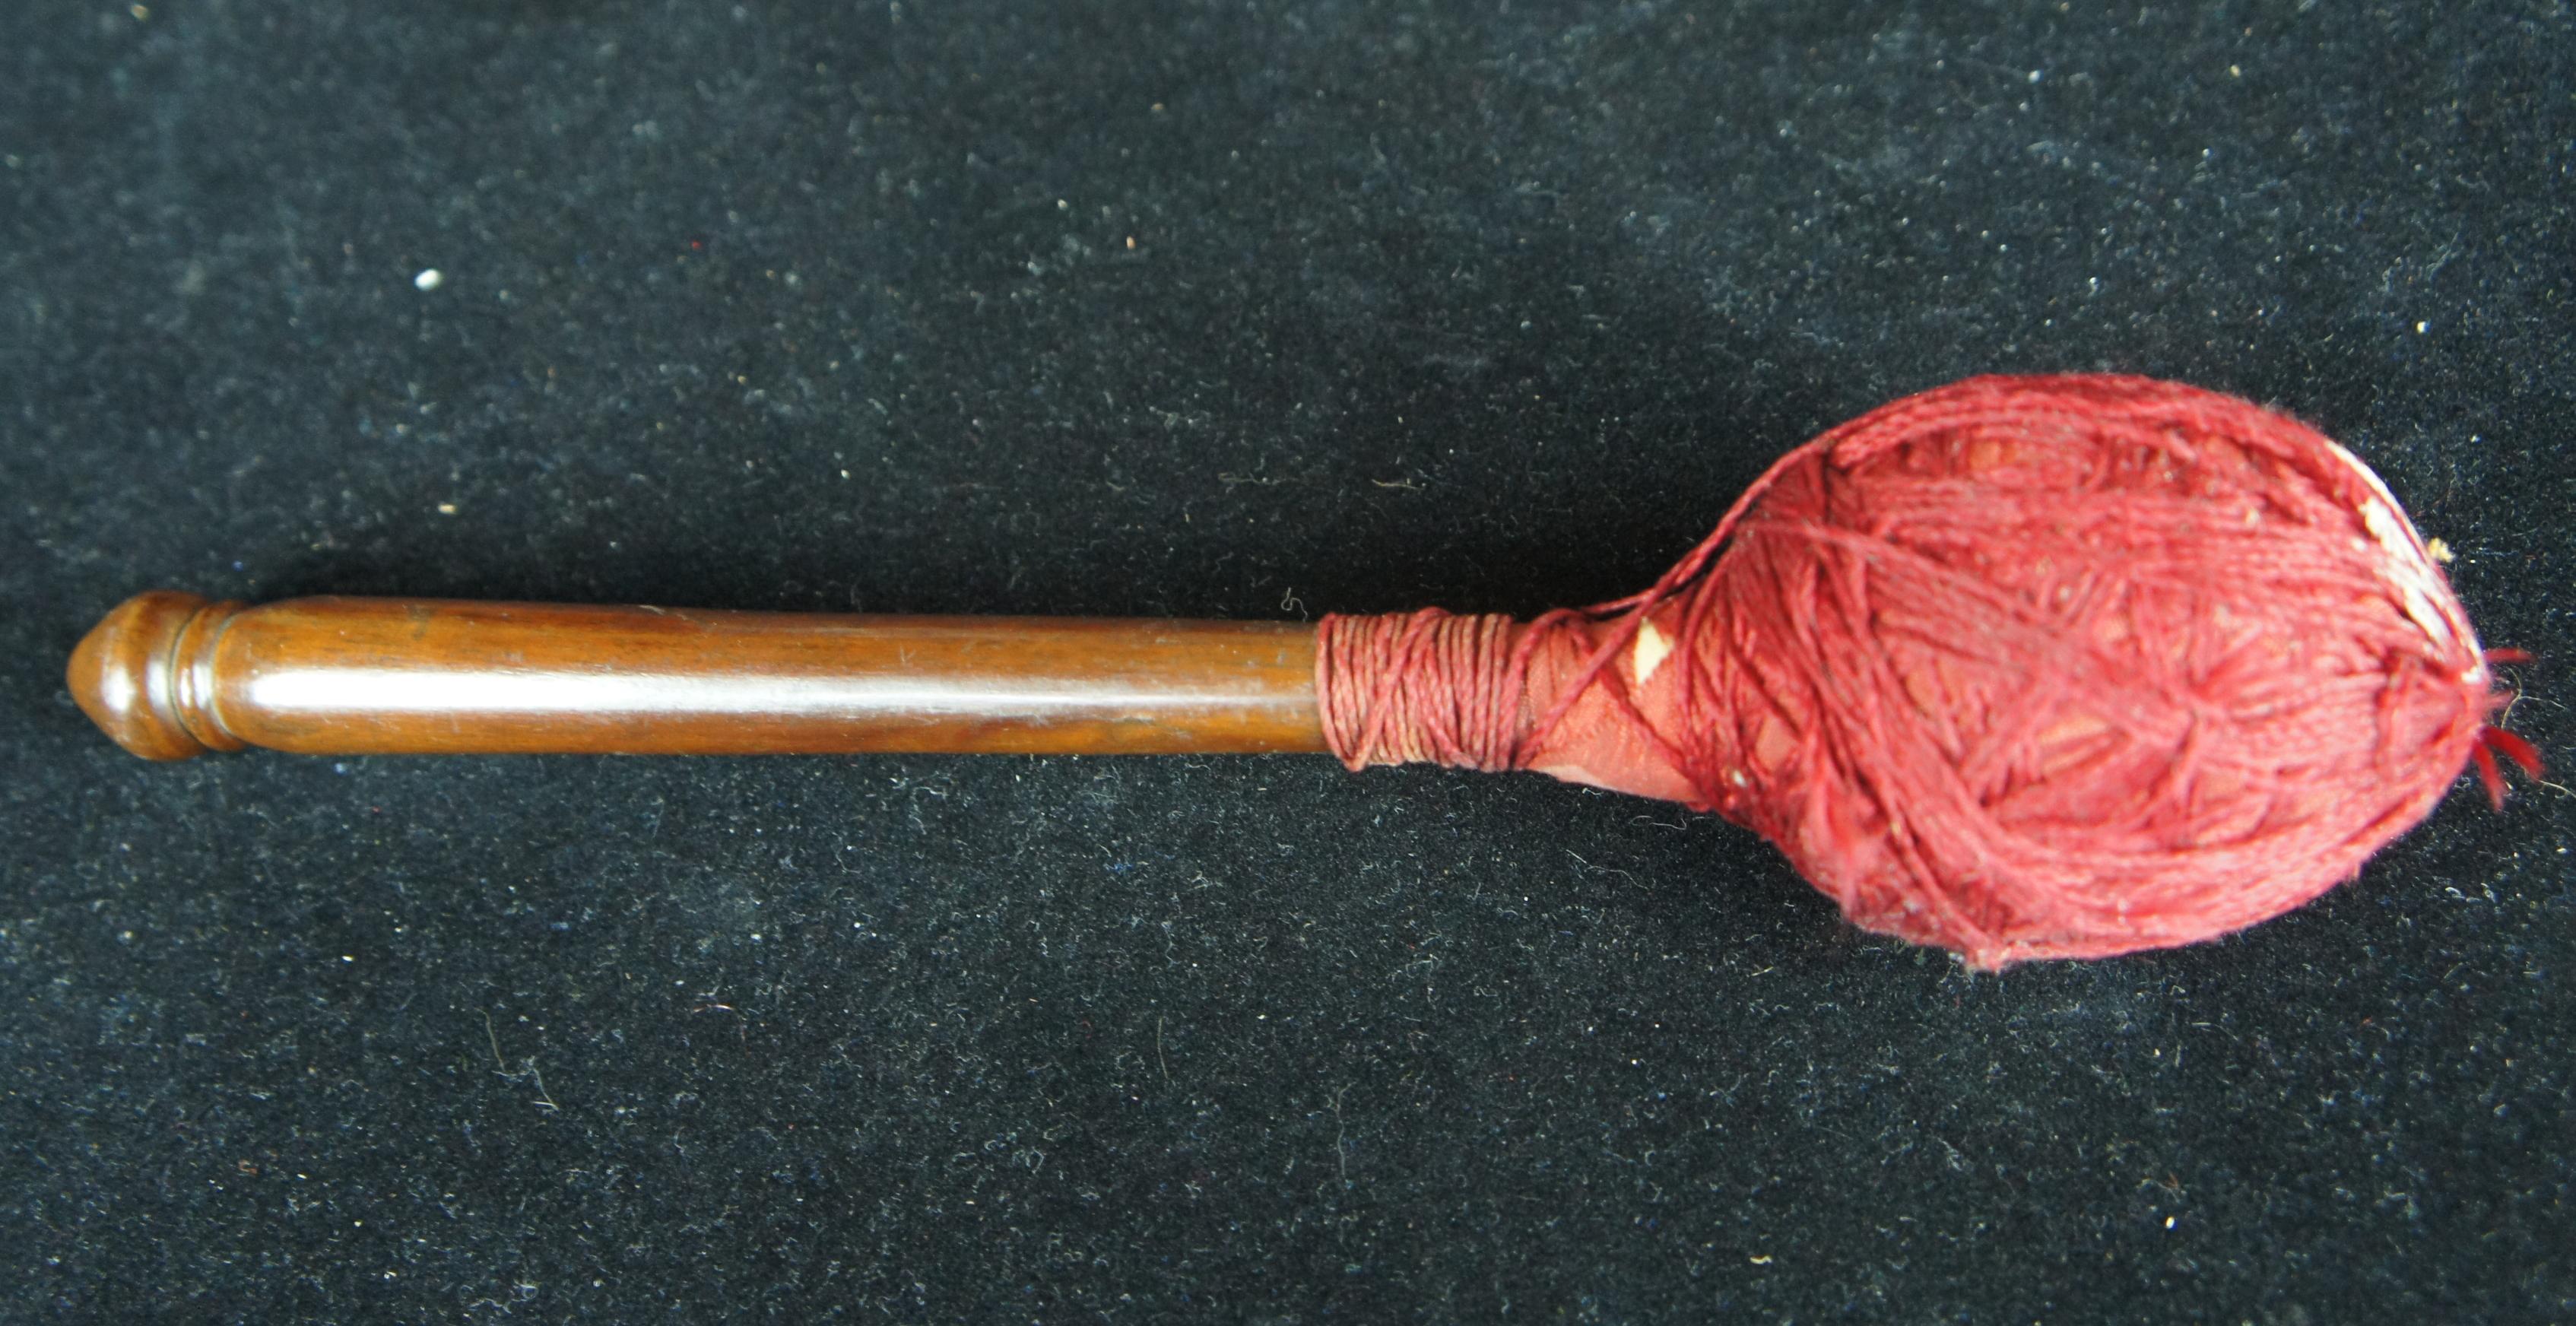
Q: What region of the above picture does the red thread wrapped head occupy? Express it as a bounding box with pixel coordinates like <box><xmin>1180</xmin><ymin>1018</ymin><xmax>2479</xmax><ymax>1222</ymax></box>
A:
<box><xmin>1319</xmin><ymin>375</ymin><xmax>2527</xmax><ymax>968</ymax></box>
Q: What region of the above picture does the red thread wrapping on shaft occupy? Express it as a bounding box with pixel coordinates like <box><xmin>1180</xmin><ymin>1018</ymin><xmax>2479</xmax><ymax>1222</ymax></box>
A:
<box><xmin>1315</xmin><ymin>374</ymin><xmax>2527</xmax><ymax>969</ymax></box>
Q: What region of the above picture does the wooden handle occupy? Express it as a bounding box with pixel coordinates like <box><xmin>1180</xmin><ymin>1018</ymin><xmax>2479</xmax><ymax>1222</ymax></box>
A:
<box><xmin>68</xmin><ymin>592</ymin><xmax>1326</xmax><ymax>760</ymax></box>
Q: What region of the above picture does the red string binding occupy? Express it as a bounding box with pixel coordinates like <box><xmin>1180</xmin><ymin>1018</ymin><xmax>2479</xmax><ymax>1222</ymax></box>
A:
<box><xmin>1315</xmin><ymin>374</ymin><xmax>2537</xmax><ymax>969</ymax></box>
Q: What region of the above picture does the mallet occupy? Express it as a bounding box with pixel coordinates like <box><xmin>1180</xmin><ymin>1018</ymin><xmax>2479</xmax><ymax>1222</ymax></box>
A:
<box><xmin>68</xmin><ymin>376</ymin><xmax>2536</xmax><ymax>969</ymax></box>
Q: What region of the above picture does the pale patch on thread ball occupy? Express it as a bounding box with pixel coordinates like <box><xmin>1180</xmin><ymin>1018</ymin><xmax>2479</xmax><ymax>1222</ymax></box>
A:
<box><xmin>2359</xmin><ymin>493</ymin><xmax>2463</xmax><ymax>655</ymax></box>
<box><xmin>1630</xmin><ymin>619</ymin><xmax>1673</xmax><ymax>683</ymax></box>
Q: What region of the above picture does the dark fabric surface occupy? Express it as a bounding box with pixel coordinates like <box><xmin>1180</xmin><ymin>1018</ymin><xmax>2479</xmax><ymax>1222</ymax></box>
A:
<box><xmin>5</xmin><ymin>2</ymin><xmax>2571</xmax><ymax>1320</ymax></box>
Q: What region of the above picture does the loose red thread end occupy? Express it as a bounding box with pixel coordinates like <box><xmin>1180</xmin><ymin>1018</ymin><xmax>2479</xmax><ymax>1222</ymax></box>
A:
<box><xmin>1318</xmin><ymin>374</ymin><xmax>2525</xmax><ymax>969</ymax></box>
<box><xmin>2473</xmin><ymin>725</ymin><xmax>2545</xmax><ymax>811</ymax></box>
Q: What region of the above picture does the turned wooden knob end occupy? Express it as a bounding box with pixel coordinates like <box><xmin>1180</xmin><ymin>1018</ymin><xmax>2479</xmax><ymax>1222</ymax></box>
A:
<box><xmin>67</xmin><ymin>591</ymin><xmax>246</xmax><ymax>761</ymax></box>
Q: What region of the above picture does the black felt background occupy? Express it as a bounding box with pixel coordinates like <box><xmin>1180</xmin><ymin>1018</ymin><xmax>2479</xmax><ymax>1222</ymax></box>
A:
<box><xmin>5</xmin><ymin>2</ymin><xmax>2571</xmax><ymax>1321</ymax></box>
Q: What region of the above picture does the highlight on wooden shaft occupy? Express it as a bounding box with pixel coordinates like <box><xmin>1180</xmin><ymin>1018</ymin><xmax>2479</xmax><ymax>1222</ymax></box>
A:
<box><xmin>66</xmin><ymin>592</ymin><xmax>1327</xmax><ymax>761</ymax></box>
